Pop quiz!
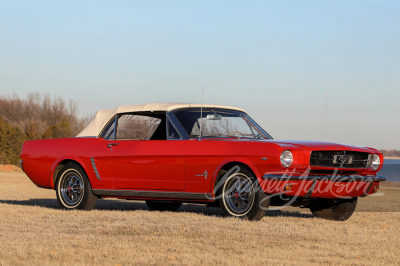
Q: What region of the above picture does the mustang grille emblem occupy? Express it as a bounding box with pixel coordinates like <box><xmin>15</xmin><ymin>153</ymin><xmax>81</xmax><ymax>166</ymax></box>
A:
<box><xmin>333</xmin><ymin>155</ymin><xmax>353</xmax><ymax>164</ymax></box>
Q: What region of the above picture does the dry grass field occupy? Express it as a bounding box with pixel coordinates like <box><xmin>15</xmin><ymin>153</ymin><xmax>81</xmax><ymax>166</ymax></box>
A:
<box><xmin>0</xmin><ymin>172</ymin><xmax>399</xmax><ymax>265</ymax></box>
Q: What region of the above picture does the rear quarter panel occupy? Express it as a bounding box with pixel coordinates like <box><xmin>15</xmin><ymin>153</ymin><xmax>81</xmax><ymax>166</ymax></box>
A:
<box><xmin>20</xmin><ymin>138</ymin><xmax>112</xmax><ymax>189</ymax></box>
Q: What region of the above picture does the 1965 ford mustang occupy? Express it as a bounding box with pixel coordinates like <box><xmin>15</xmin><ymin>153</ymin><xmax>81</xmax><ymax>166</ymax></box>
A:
<box><xmin>20</xmin><ymin>103</ymin><xmax>386</xmax><ymax>221</ymax></box>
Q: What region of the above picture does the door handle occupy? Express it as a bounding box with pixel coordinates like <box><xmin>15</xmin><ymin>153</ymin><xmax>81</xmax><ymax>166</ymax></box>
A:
<box><xmin>107</xmin><ymin>143</ymin><xmax>120</xmax><ymax>148</ymax></box>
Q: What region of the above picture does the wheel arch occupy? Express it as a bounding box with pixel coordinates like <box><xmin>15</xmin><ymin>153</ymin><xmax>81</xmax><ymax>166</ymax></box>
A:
<box><xmin>211</xmin><ymin>158</ymin><xmax>261</xmax><ymax>196</ymax></box>
<box><xmin>50</xmin><ymin>157</ymin><xmax>91</xmax><ymax>188</ymax></box>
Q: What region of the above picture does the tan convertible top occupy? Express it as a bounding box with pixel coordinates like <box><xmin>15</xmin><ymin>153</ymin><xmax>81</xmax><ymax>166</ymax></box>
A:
<box><xmin>76</xmin><ymin>102</ymin><xmax>246</xmax><ymax>137</ymax></box>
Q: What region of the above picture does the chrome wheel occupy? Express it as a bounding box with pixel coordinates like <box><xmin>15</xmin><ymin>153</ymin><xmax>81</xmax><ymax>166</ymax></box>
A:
<box><xmin>60</xmin><ymin>170</ymin><xmax>84</xmax><ymax>207</ymax></box>
<box><xmin>56</xmin><ymin>163</ymin><xmax>97</xmax><ymax>210</ymax></box>
<box><xmin>223</xmin><ymin>174</ymin><xmax>255</xmax><ymax>215</ymax></box>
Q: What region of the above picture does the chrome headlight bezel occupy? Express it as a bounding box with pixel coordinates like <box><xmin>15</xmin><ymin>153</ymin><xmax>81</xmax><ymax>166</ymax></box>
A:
<box><xmin>370</xmin><ymin>154</ymin><xmax>380</xmax><ymax>171</ymax></box>
<box><xmin>280</xmin><ymin>150</ymin><xmax>293</xmax><ymax>168</ymax></box>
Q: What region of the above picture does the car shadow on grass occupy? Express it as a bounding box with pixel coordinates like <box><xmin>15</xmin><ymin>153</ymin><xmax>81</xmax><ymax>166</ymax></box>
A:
<box><xmin>265</xmin><ymin>210</ymin><xmax>313</xmax><ymax>219</ymax></box>
<box><xmin>0</xmin><ymin>198</ymin><xmax>150</xmax><ymax>211</ymax></box>
<box><xmin>0</xmin><ymin>198</ymin><xmax>60</xmax><ymax>209</ymax></box>
<box><xmin>0</xmin><ymin>198</ymin><xmax>314</xmax><ymax>219</ymax></box>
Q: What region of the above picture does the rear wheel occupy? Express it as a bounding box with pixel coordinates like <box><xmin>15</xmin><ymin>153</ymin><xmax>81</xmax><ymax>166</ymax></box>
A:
<box><xmin>56</xmin><ymin>163</ymin><xmax>97</xmax><ymax>210</ymax></box>
<box><xmin>218</xmin><ymin>166</ymin><xmax>269</xmax><ymax>221</ymax></box>
<box><xmin>310</xmin><ymin>198</ymin><xmax>357</xmax><ymax>221</ymax></box>
<box><xmin>146</xmin><ymin>201</ymin><xmax>182</xmax><ymax>211</ymax></box>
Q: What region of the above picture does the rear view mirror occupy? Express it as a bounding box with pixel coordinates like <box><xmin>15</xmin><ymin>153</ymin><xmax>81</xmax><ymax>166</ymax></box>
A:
<box><xmin>207</xmin><ymin>114</ymin><xmax>222</xmax><ymax>120</ymax></box>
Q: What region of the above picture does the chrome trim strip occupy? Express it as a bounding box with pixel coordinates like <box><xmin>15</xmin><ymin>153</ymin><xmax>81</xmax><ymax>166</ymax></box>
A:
<box><xmin>92</xmin><ymin>189</ymin><xmax>213</xmax><ymax>200</ymax></box>
<box><xmin>366</xmin><ymin>154</ymin><xmax>373</xmax><ymax>168</ymax></box>
<box><xmin>244</xmin><ymin>113</ymin><xmax>273</xmax><ymax>139</ymax></box>
<box><xmin>91</xmin><ymin>157</ymin><xmax>101</xmax><ymax>180</ymax></box>
<box><xmin>113</xmin><ymin>116</ymin><xmax>118</xmax><ymax>140</ymax></box>
<box><xmin>262</xmin><ymin>174</ymin><xmax>386</xmax><ymax>182</ymax></box>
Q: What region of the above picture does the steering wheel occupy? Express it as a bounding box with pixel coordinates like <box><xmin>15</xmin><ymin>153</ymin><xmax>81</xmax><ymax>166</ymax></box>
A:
<box><xmin>228</xmin><ymin>131</ymin><xmax>245</xmax><ymax>137</ymax></box>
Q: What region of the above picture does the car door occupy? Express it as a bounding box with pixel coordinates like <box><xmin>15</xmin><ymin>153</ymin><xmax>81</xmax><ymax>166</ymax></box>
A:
<box><xmin>108</xmin><ymin>112</ymin><xmax>184</xmax><ymax>191</ymax></box>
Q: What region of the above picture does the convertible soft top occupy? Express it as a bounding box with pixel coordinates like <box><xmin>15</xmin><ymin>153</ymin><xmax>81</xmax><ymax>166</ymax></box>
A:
<box><xmin>77</xmin><ymin>102</ymin><xmax>246</xmax><ymax>137</ymax></box>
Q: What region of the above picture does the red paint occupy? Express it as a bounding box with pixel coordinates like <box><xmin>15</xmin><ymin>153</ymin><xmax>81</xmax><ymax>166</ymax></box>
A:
<box><xmin>20</xmin><ymin>137</ymin><xmax>384</xmax><ymax>200</ymax></box>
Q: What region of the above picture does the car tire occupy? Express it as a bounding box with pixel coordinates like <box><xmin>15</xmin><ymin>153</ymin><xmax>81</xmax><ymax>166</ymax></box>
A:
<box><xmin>310</xmin><ymin>198</ymin><xmax>357</xmax><ymax>221</ymax></box>
<box><xmin>218</xmin><ymin>165</ymin><xmax>269</xmax><ymax>221</ymax></box>
<box><xmin>146</xmin><ymin>201</ymin><xmax>182</xmax><ymax>211</ymax></box>
<box><xmin>56</xmin><ymin>162</ymin><xmax>97</xmax><ymax>210</ymax></box>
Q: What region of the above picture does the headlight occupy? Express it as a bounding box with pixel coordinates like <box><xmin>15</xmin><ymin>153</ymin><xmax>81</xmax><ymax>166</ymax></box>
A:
<box><xmin>280</xmin><ymin>150</ymin><xmax>293</xmax><ymax>168</ymax></box>
<box><xmin>370</xmin><ymin>154</ymin><xmax>380</xmax><ymax>170</ymax></box>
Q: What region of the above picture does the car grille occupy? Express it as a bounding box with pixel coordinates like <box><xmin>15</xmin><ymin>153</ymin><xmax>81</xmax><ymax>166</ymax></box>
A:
<box><xmin>310</xmin><ymin>151</ymin><xmax>372</xmax><ymax>168</ymax></box>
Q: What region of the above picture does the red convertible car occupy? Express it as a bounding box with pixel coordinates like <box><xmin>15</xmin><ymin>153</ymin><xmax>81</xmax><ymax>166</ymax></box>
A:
<box><xmin>20</xmin><ymin>103</ymin><xmax>385</xmax><ymax>221</ymax></box>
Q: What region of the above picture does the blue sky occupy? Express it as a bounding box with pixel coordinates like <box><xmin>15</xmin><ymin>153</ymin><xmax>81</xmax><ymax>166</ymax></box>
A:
<box><xmin>0</xmin><ymin>1</ymin><xmax>399</xmax><ymax>149</ymax></box>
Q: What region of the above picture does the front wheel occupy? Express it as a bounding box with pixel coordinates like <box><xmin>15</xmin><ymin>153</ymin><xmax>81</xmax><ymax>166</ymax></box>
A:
<box><xmin>310</xmin><ymin>198</ymin><xmax>357</xmax><ymax>221</ymax></box>
<box><xmin>56</xmin><ymin>163</ymin><xmax>98</xmax><ymax>210</ymax></box>
<box><xmin>218</xmin><ymin>166</ymin><xmax>269</xmax><ymax>221</ymax></box>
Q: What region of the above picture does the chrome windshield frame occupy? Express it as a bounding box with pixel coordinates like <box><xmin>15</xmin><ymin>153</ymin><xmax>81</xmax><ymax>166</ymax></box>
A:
<box><xmin>170</xmin><ymin>108</ymin><xmax>273</xmax><ymax>140</ymax></box>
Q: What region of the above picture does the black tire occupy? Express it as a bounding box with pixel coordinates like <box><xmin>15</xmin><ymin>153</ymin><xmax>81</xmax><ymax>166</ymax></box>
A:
<box><xmin>310</xmin><ymin>198</ymin><xmax>357</xmax><ymax>221</ymax></box>
<box><xmin>218</xmin><ymin>165</ymin><xmax>269</xmax><ymax>221</ymax></box>
<box><xmin>56</xmin><ymin>162</ymin><xmax>97</xmax><ymax>210</ymax></box>
<box><xmin>146</xmin><ymin>201</ymin><xmax>182</xmax><ymax>212</ymax></box>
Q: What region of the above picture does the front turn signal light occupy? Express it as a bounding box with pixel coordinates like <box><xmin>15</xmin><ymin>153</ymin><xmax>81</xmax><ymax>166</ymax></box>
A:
<box><xmin>284</xmin><ymin>183</ymin><xmax>292</xmax><ymax>191</ymax></box>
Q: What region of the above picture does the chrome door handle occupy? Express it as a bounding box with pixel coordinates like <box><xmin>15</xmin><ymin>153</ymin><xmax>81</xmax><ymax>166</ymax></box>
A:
<box><xmin>107</xmin><ymin>143</ymin><xmax>120</xmax><ymax>148</ymax></box>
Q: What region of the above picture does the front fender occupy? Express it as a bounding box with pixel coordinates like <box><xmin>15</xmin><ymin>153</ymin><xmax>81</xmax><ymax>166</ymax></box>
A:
<box><xmin>210</xmin><ymin>157</ymin><xmax>262</xmax><ymax>194</ymax></box>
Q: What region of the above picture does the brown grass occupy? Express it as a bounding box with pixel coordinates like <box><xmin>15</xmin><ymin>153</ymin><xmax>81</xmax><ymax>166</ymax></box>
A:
<box><xmin>0</xmin><ymin>172</ymin><xmax>399</xmax><ymax>265</ymax></box>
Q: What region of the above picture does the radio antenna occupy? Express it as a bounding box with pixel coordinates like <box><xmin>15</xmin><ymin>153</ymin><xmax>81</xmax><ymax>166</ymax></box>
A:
<box><xmin>199</xmin><ymin>88</ymin><xmax>204</xmax><ymax>140</ymax></box>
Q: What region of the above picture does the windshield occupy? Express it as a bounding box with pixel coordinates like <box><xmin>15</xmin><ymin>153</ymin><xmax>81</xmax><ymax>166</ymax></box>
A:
<box><xmin>174</xmin><ymin>108</ymin><xmax>271</xmax><ymax>139</ymax></box>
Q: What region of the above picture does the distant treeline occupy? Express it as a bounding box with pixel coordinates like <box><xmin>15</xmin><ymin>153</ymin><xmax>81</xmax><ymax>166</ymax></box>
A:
<box><xmin>380</xmin><ymin>149</ymin><xmax>400</xmax><ymax>158</ymax></box>
<box><xmin>0</xmin><ymin>93</ymin><xmax>91</xmax><ymax>165</ymax></box>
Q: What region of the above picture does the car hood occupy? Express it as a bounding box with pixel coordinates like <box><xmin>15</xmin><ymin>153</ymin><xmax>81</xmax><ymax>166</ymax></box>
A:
<box><xmin>269</xmin><ymin>140</ymin><xmax>378</xmax><ymax>153</ymax></box>
<box><xmin>201</xmin><ymin>138</ymin><xmax>379</xmax><ymax>153</ymax></box>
